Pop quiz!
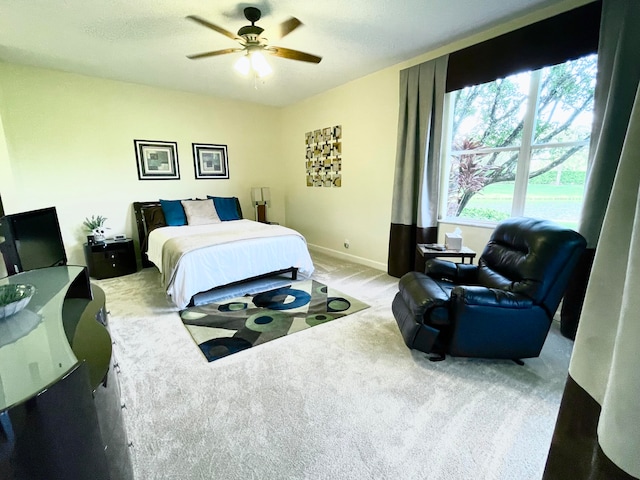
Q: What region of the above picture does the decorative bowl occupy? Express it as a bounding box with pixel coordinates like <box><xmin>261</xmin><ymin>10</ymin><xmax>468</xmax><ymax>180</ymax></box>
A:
<box><xmin>0</xmin><ymin>284</ymin><xmax>36</xmax><ymax>320</ymax></box>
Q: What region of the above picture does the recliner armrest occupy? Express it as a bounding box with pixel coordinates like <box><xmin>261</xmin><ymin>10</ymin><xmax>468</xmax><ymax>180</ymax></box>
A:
<box><xmin>426</xmin><ymin>259</ymin><xmax>479</xmax><ymax>284</ymax></box>
<box><xmin>398</xmin><ymin>272</ymin><xmax>450</xmax><ymax>322</ymax></box>
<box><xmin>451</xmin><ymin>285</ymin><xmax>534</xmax><ymax>309</ymax></box>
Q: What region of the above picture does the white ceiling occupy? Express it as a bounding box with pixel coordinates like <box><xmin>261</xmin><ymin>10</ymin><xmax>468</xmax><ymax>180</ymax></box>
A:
<box><xmin>1</xmin><ymin>0</ymin><xmax>568</xmax><ymax>107</ymax></box>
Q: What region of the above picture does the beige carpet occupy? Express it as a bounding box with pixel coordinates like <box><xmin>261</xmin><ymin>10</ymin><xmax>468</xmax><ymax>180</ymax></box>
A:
<box><xmin>95</xmin><ymin>250</ymin><xmax>573</xmax><ymax>480</ymax></box>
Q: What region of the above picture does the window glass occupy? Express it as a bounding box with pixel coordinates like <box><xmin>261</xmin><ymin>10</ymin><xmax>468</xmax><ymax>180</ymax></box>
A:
<box><xmin>452</xmin><ymin>74</ymin><xmax>529</xmax><ymax>149</ymax></box>
<box><xmin>534</xmin><ymin>56</ymin><xmax>597</xmax><ymax>145</ymax></box>
<box><xmin>442</xmin><ymin>53</ymin><xmax>597</xmax><ymax>228</ymax></box>
<box><xmin>447</xmin><ymin>150</ymin><xmax>518</xmax><ymax>221</ymax></box>
<box><xmin>523</xmin><ymin>145</ymin><xmax>589</xmax><ymax>226</ymax></box>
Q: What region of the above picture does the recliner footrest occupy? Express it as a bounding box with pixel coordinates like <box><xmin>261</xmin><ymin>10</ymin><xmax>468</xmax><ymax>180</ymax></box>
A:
<box><xmin>392</xmin><ymin>292</ymin><xmax>442</xmax><ymax>352</ymax></box>
<box><xmin>392</xmin><ymin>272</ymin><xmax>452</xmax><ymax>353</ymax></box>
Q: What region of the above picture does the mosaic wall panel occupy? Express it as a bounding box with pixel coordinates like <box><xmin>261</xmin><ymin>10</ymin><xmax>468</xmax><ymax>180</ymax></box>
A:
<box><xmin>305</xmin><ymin>125</ymin><xmax>342</xmax><ymax>187</ymax></box>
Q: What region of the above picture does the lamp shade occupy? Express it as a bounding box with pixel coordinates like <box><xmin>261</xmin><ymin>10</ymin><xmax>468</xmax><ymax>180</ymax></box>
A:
<box><xmin>251</xmin><ymin>187</ymin><xmax>263</xmax><ymax>203</ymax></box>
<box><xmin>261</xmin><ymin>187</ymin><xmax>271</xmax><ymax>204</ymax></box>
<box><xmin>251</xmin><ymin>187</ymin><xmax>271</xmax><ymax>205</ymax></box>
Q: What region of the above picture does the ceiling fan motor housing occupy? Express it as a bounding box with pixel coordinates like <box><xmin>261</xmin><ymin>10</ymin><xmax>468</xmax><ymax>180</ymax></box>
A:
<box><xmin>243</xmin><ymin>7</ymin><xmax>262</xmax><ymax>23</ymax></box>
<box><xmin>238</xmin><ymin>24</ymin><xmax>264</xmax><ymax>39</ymax></box>
<box><xmin>239</xmin><ymin>7</ymin><xmax>264</xmax><ymax>40</ymax></box>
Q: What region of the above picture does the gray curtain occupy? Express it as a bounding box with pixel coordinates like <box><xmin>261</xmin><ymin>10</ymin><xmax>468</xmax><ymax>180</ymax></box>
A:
<box><xmin>560</xmin><ymin>0</ymin><xmax>640</xmax><ymax>339</ymax></box>
<box><xmin>388</xmin><ymin>56</ymin><xmax>448</xmax><ymax>278</ymax></box>
<box><xmin>544</xmin><ymin>1</ymin><xmax>640</xmax><ymax>478</ymax></box>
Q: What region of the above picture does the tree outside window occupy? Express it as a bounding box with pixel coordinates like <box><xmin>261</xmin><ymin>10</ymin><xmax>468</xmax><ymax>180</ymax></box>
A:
<box><xmin>442</xmin><ymin>54</ymin><xmax>597</xmax><ymax>228</ymax></box>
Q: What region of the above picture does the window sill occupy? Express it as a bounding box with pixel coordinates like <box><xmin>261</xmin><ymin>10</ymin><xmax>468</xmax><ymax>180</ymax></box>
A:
<box><xmin>438</xmin><ymin>218</ymin><xmax>498</xmax><ymax>230</ymax></box>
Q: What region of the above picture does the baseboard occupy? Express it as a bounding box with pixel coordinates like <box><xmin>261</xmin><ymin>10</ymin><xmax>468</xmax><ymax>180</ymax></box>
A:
<box><xmin>307</xmin><ymin>244</ymin><xmax>387</xmax><ymax>272</ymax></box>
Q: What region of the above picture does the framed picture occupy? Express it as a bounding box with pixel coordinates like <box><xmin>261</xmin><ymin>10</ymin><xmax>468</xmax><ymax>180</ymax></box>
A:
<box><xmin>134</xmin><ymin>140</ymin><xmax>180</xmax><ymax>180</ymax></box>
<box><xmin>192</xmin><ymin>143</ymin><xmax>229</xmax><ymax>179</ymax></box>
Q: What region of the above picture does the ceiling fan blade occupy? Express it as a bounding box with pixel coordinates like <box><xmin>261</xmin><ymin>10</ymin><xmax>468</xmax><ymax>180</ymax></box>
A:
<box><xmin>186</xmin><ymin>15</ymin><xmax>239</xmax><ymax>42</ymax></box>
<box><xmin>277</xmin><ymin>17</ymin><xmax>302</xmax><ymax>39</ymax></box>
<box><xmin>268</xmin><ymin>46</ymin><xmax>322</xmax><ymax>64</ymax></box>
<box><xmin>187</xmin><ymin>48</ymin><xmax>243</xmax><ymax>60</ymax></box>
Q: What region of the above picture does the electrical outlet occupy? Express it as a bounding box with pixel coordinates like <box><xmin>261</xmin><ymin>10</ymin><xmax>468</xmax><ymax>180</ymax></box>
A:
<box><xmin>344</xmin><ymin>239</ymin><xmax>350</xmax><ymax>249</ymax></box>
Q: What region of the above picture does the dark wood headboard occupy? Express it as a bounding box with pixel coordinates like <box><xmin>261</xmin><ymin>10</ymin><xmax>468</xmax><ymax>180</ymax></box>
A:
<box><xmin>132</xmin><ymin>198</ymin><xmax>244</xmax><ymax>268</ymax></box>
<box><xmin>133</xmin><ymin>201</ymin><xmax>161</xmax><ymax>268</ymax></box>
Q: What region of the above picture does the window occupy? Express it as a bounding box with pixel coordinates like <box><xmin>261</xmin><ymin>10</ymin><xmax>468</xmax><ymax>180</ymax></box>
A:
<box><xmin>440</xmin><ymin>54</ymin><xmax>597</xmax><ymax>228</ymax></box>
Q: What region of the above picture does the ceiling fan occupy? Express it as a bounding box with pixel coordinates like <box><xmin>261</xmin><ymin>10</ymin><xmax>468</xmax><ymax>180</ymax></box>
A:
<box><xmin>186</xmin><ymin>7</ymin><xmax>322</xmax><ymax>77</ymax></box>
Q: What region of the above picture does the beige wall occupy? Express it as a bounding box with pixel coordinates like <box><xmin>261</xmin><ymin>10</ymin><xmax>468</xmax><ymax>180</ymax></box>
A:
<box><xmin>279</xmin><ymin>0</ymin><xmax>592</xmax><ymax>269</ymax></box>
<box><xmin>279</xmin><ymin>67</ymin><xmax>495</xmax><ymax>269</ymax></box>
<box><xmin>280</xmin><ymin>67</ymin><xmax>398</xmax><ymax>270</ymax></box>
<box><xmin>0</xmin><ymin>63</ymin><xmax>281</xmax><ymax>266</ymax></box>
<box><xmin>0</xmin><ymin>0</ymin><xmax>590</xmax><ymax>273</ymax></box>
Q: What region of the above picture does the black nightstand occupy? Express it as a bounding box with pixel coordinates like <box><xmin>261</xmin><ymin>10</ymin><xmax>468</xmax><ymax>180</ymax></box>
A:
<box><xmin>84</xmin><ymin>239</ymin><xmax>137</xmax><ymax>279</ymax></box>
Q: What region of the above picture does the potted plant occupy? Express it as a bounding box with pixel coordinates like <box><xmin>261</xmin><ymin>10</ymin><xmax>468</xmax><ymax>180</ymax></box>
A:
<box><xmin>83</xmin><ymin>215</ymin><xmax>108</xmax><ymax>242</ymax></box>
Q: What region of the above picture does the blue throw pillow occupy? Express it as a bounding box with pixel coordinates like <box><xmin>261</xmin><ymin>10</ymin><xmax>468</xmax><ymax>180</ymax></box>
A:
<box><xmin>208</xmin><ymin>196</ymin><xmax>241</xmax><ymax>221</ymax></box>
<box><xmin>160</xmin><ymin>199</ymin><xmax>187</xmax><ymax>226</ymax></box>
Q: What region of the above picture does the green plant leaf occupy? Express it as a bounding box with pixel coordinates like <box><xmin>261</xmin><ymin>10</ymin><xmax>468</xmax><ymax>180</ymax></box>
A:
<box><xmin>83</xmin><ymin>215</ymin><xmax>107</xmax><ymax>231</ymax></box>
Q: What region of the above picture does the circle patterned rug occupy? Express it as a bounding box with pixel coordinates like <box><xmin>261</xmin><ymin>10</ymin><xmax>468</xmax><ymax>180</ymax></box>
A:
<box><xmin>179</xmin><ymin>279</ymin><xmax>369</xmax><ymax>362</ymax></box>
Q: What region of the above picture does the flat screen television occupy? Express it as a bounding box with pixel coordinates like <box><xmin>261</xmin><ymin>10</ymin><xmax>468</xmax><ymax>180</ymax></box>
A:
<box><xmin>0</xmin><ymin>206</ymin><xmax>67</xmax><ymax>275</ymax></box>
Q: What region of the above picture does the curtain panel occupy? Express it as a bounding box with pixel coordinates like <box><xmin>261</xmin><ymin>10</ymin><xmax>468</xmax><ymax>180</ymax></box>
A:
<box><xmin>544</xmin><ymin>1</ymin><xmax>640</xmax><ymax>478</ymax></box>
<box><xmin>561</xmin><ymin>0</ymin><xmax>640</xmax><ymax>339</ymax></box>
<box><xmin>388</xmin><ymin>56</ymin><xmax>448</xmax><ymax>278</ymax></box>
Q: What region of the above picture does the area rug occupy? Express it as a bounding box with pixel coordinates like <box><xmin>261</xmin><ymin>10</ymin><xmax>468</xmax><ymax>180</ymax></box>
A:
<box><xmin>179</xmin><ymin>279</ymin><xmax>369</xmax><ymax>362</ymax></box>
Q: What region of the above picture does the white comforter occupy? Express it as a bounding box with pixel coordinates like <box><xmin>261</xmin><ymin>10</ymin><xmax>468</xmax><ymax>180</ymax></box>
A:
<box><xmin>147</xmin><ymin>219</ymin><xmax>315</xmax><ymax>308</ymax></box>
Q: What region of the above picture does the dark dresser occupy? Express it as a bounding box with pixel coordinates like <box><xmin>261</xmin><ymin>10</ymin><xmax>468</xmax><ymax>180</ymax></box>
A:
<box><xmin>0</xmin><ymin>266</ymin><xmax>133</xmax><ymax>479</ymax></box>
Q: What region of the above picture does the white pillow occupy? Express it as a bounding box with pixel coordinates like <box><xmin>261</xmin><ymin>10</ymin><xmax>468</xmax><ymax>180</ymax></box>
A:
<box><xmin>181</xmin><ymin>199</ymin><xmax>221</xmax><ymax>225</ymax></box>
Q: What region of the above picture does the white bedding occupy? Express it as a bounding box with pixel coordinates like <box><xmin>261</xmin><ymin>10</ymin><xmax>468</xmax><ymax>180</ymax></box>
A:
<box><xmin>147</xmin><ymin>219</ymin><xmax>315</xmax><ymax>308</ymax></box>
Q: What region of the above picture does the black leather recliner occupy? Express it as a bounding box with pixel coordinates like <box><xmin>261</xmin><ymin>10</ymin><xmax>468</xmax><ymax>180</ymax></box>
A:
<box><xmin>391</xmin><ymin>217</ymin><xmax>587</xmax><ymax>361</ymax></box>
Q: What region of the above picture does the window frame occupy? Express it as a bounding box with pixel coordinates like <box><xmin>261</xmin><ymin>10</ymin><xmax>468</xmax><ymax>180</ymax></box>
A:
<box><xmin>439</xmin><ymin>65</ymin><xmax>592</xmax><ymax>225</ymax></box>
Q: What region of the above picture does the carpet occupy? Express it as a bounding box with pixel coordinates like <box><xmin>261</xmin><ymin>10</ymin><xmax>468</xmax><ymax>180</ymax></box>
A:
<box><xmin>96</xmin><ymin>251</ymin><xmax>573</xmax><ymax>479</ymax></box>
<box><xmin>179</xmin><ymin>279</ymin><xmax>369</xmax><ymax>362</ymax></box>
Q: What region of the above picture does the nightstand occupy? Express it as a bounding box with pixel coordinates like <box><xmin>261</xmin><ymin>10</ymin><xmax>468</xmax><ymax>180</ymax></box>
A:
<box><xmin>84</xmin><ymin>238</ymin><xmax>137</xmax><ymax>279</ymax></box>
<box><xmin>417</xmin><ymin>244</ymin><xmax>476</xmax><ymax>264</ymax></box>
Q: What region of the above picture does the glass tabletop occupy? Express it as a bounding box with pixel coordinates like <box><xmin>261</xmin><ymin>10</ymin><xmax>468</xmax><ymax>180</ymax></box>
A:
<box><xmin>0</xmin><ymin>266</ymin><xmax>85</xmax><ymax>411</ymax></box>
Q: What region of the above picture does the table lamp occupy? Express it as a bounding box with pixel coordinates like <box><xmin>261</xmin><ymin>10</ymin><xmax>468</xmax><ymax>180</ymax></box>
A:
<box><xmin>251</xmin><ymin>187</ymin><xmax>270</xmax><ymax>223</ymax></box>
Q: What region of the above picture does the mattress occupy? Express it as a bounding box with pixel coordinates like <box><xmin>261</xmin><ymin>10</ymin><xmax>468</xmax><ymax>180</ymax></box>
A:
<box><xmin>146</xmin><ymin>219</ymin><xmax>314</xmax><ymax>308</ymax></box>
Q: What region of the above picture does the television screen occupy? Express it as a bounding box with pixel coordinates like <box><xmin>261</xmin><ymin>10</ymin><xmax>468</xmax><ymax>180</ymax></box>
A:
<box><xmin>2</xmin><ymin>207</ymin><xmax>67</xmax><ymax>273</ymax></box>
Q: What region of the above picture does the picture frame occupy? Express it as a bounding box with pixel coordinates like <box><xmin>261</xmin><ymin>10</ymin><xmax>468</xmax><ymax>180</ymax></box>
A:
<box><xmin>134</xmin><ymin>140</ymin><xmax>180</xmax><ymax>180</ymax></box>
<box><xmin>192</xmin><ymin>143</ymin><xmax>229</xmax><ymax>179</ymax></box>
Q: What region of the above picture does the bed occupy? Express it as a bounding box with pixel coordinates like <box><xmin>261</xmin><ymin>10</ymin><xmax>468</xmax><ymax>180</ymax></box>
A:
<box><xmin>133</xmin><ymin>198</ymin><xmax>314</xmax><ymax>309</ymax></box>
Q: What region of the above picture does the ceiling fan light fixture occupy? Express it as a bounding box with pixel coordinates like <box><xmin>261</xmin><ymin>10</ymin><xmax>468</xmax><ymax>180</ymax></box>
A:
<box><xmin>250</xmin><ymin>51</ymin><xmax>272</xmax><ymax>78</ymax></box>
<box><xmin>234</xmin><ymin>55</ymin><xmax>251</xmax><ymax>76</ymax></box>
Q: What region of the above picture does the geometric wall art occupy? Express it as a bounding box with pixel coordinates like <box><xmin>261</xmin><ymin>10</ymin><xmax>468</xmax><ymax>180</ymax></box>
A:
<box><xmin>305</xmin><ymin>125</ymin><xmax>342</xmax><ymax>187</ymax></box>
